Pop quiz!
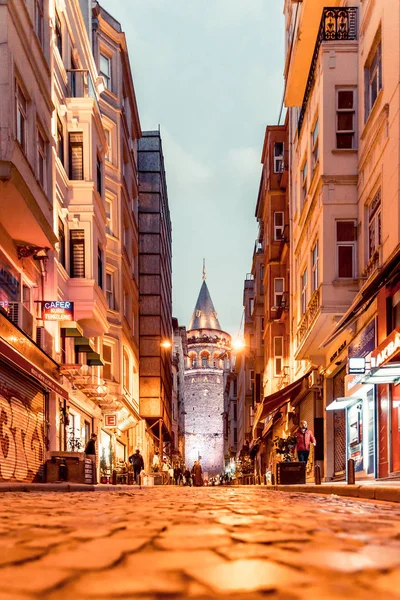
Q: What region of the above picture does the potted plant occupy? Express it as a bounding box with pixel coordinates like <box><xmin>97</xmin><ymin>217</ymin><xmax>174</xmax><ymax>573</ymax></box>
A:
<box><xmin>273</xmin><ymin>434</ymin><xmax>297</xmax><ymax>462</ymax></box>
<box><xmin>100</xmin><ymin>448</ymin><xmax>109</xmax><ymax>484</ymax></box>
<box><xmin>273</xmin><ymin>434</ymin><xmax>306</xmax><ymax>485</ymax></box>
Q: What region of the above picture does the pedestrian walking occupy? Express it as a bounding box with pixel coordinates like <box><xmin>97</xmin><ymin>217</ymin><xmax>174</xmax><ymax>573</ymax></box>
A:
<box><xmin>191</xmin><ymin>460</ymin><xmax>203</xmax><ymax>487</ymax></box>
<box><xmin>184</xmin><ymin>467</ymin><xmax>192</xmax><ymax>486</ymax></box>
<box><xmin>162</xmin><ymin>457</ymin><xmax>171</xmax><ymax>485</ymax></box>
<box><xmin>295</xmin><ymin>420</ymin><xmax>316</xmax><ymax>464</ymax></box>
<box><xmin>174</xmin><ymin>465</ymin><xmax>182</xmax><ymax>485</ymax></box>
<box><xmin>84</xmin><ymin>433</ymin><xmax>97</xmax><ymax>484</ymax></box>
<box><xmin>152</xmin><ymin>450</ymin><xmax>160</xmax><ymax>472</ymax></box>
<box><xmin>129</xmin><ymin>449</ymin><xmax>144</xmax><ymax>484</ymax></box>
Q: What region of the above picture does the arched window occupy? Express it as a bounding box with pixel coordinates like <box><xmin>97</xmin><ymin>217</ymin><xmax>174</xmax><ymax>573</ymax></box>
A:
<box><xmin>188</xmin><ymin>351</ymin><xmax>197</xmax><ymax>368</ymax></box>
<box><xmin>200</xmin><ymin>351</ymin><xmax>210</xmax><ymax>368</ymax></box>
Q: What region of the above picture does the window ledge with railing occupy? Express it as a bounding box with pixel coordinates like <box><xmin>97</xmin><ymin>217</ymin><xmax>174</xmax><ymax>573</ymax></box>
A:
<box><xmin>296</xmin><ymin>287</ymin><xmax>321</xmax><ymax>349</ymax></box>
<box><xmin>362</xmin><ymin>247</ymin><xmax>382</xmax><ymax>280</ymax></box>
<box><xmin>297</xmin><ymin>7</ymin><xmax>358</xmax><ymax>139</ymax></box>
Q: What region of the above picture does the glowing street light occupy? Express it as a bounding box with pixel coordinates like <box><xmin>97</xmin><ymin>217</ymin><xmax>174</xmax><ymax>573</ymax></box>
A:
<box><xmin>232</xmin><ymin>338</ymin><xmax>245</xmax><ymax>352</ymax></box>
<box><xmin>160</xmin><ymin>340</ymin><xmax>172</xmax><ymax>349</ymax></box>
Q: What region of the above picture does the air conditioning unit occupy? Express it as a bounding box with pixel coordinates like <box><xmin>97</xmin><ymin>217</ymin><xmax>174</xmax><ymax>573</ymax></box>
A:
<box><xmin>36</xmin><ymin>326</ymin><xmax>54</xmax><ymax>357</ymax></box>
<box><xmin>8</xmin><ymin>302</ymin><xmax>34</xmax><ymax>338</ymax></box>
<box><xmin>309</xmin><ymin>369</ymin><xmax>323</xmax><ymax>389</ymax></box>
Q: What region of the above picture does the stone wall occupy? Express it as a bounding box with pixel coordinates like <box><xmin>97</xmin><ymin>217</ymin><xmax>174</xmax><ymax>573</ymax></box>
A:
<box><xmin>183</xmin><ymin>369</ymin><xmax>225</xmax><ymax>476</ymax></box>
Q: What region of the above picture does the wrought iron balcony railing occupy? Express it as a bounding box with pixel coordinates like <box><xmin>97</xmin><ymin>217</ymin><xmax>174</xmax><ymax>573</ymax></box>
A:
<box><xmin>297</xmin><ymin>7</ymin><xmax>358</xmax><ymax>137</ymax></box>
<box><xmin>296</xmin><ymin>287</ymin><xmax>321</xmax><ymax>349</ymax></box>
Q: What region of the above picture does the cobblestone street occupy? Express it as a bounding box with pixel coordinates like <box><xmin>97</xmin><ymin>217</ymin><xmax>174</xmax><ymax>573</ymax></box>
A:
<box><xmin>1</xmin><ymin>488</ymin><xmax>400</xmax><ymax>599</ymax></box>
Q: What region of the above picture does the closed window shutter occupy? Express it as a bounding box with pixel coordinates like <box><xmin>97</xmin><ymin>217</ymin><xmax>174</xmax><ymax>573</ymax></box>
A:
<box><xmin>70</xmin><ymin>230</ymin><xmax>85</xmax><ymax>278</ymax></box>
<box><xmin>69</xmin><ymin>132</ymin><xmax>84</xmax><ymax>180</ymax></box>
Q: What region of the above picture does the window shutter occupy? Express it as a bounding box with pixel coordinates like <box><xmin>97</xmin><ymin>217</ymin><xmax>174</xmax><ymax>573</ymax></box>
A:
<box><xmin>70</xmin><ymin>230</ymin><xmax>85</xmax><ymax>278</ymax></box>
<box><xmin>69</xmin><ymin>132</ymin><xmax>84</xmax><ymax>180</ymax></box>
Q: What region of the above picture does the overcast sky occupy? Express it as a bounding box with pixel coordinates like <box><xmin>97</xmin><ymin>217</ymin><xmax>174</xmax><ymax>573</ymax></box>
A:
<box><xmin>101</xmin><ymin>0</ymin><xmax>285</xmax><ymax>337</ymax></box>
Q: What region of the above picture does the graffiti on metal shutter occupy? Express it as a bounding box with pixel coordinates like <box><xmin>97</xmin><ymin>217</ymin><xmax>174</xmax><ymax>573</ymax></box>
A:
<box><xmin>0</xmin><ymin>365</ymin><xmax>45</xmax><ymax>482</ymax></box>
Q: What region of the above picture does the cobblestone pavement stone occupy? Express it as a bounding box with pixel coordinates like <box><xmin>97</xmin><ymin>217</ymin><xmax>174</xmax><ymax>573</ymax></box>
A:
<box><xmin>1</xmin><ymin>488</ymin><xmax>400</xmax><ymax>599</ymax></box>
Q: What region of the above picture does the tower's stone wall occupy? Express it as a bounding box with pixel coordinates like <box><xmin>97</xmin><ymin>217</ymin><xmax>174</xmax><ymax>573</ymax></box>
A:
<box><xmin>183</xmin><ymin>327</ymin><xmax>231</xmax><ymax>477</ymax></box>
<box><xmin>183</xmin><ymin>368</ymin><xmax>225</xmax><ymax>476</ymax></box>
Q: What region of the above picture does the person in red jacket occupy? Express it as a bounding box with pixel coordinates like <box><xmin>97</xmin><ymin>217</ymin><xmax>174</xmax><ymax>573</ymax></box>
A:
<box><xmin>295</xmin><ymin>420</ymin><xmax>316</xmax><ymax>464</ymax></box>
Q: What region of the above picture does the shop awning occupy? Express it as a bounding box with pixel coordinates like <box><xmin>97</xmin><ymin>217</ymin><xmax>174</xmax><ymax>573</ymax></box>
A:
<box><xmin>86</xmin><ymin>352</ymin><xmax>104</xmax><ymax>367</ymax></box>
<box><xmin>73</xmin><ymin>337</ymin><xmax>95</xmax><ymax>353</ymax></box>
<box><xmin>321</xmin><ymin>243</ymin><xmax>400</xmax><ymax>348</ymax></box>
<box><xmin>0</xmin><ymin>337</ymin><xmax>68</xmax><ymax>399</ymax></box>
<box><xmin>61</xmin><ymin>321</ymin><xmax>83</xmax><ymax>337</ymax></box>
<box><xmin>361</xmin><ymin>363</ymin><xmax>400</xmax><ymax>385</ymax></box>
<box><xmin>326</xmin><ymin>396</ymin><xmax>362</xmax><ymax>411</ymax></box>
<box><xmin>252</xmin><ymin>369</ymin><xmax>312</xmax><ymax>436</ymax></box>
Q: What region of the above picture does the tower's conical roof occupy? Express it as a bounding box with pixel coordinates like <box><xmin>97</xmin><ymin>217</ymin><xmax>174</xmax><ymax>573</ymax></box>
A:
<box><xmin>188</xmin><ymin>280</ymin><xmax>222</xmax><ymax>331</ymax></box>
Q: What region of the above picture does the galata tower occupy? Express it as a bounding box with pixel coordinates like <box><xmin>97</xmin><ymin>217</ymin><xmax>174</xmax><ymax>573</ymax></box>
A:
<box><xmin>183</xmin><ymin>273</ymin><xmax>231</xmax><ymax>477</ymax></box>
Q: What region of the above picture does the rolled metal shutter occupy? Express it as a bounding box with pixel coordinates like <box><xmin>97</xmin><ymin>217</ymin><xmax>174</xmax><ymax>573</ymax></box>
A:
<box><xmin>299</xmin><ymin>392</ymin><xmax>314</xmax><ymax>427</ymax></box>
<box><xmin>0</xmin><ymin>361</ymin><xmax>46</xmax><ymax>483</ymax></box>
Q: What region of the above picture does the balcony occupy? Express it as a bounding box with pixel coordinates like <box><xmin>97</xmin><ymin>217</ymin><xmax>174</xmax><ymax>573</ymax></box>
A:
<box><xmin>297</xmin><ymin>7</ymin><xmax>358</xmax><ymax>136</ymax></box>
<box><xmin>66</xmin><ymin>69</ymin><xmax>101</xmax><ymax>114</ymax></box>
<box><xmin>362</xmin><ymin>247</ymin><xmax>382</xmax><ymax>281</ymax></box>
<box><xmin>296</xmin><ymin>287</ymin><xmax>321</xmax><ymax>352</ymax></box>
<box><xmin>67</xmin><ymin>279</ymin><xmax>109</xmax><ymax>337</ymax></box>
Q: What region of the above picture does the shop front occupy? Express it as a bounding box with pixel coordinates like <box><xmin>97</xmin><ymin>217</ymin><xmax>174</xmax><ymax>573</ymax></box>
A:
<box><xmin>364</xmin><ymin>325</ymin><xmax>400</xmax><ymax>478</ymax></box>
<box><xmin>0</xmin><ymin>327</ymin><xmax>68</xmax><ymax>483</ymax></box>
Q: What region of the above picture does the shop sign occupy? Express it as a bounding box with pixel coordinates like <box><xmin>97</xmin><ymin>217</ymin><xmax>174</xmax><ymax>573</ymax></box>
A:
<box><xmin>348</xmin><ymin>319</ymin><xmax>376</xmax><ymax>358</ymax></box>
<box><xmin>104</xmin><ymin>414</ymin><xmax>117</xmax><ymax>427</ymax></box>
<box><xmin>348</xmin><ymin>357</ymin><xmax>366</xmax><ymax>375</ymax></box>
<box><xmin>371</xmin><ymin>327</ymin><xmax>400</xmax><ymax>368</ymax></box>
<box><xmin>41</xmin><ymin>301</ymin><xmax>74</xmax><ymax>321</ymax></box>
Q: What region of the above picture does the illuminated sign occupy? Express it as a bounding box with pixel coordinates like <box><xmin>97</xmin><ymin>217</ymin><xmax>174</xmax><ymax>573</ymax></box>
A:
<box><xmin>371</xmin><ymin>327</ymin><xmax>400</xmax><ymax>368</ymax></box>
<box><xmin>41</xmin><ymin>301</ymin><xmax>74</xmax><ymax>322</ymax></box>
<box><xmin>104</xmin><ymin>414</ymin><xmax>117</xmax><ymax>428</ymax></box>
<box><xmin>348</xmin><ymin>357</ymin><xmax>366</xmax><ymax>375</ymax></box>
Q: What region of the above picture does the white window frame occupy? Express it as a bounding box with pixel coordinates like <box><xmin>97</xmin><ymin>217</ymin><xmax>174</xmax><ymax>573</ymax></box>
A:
<box><xmin>336</xmin><ymin>220</ymin><xmax>357</xmax><ymax>279</ymax></box>
<box><xmin>336</xmin><ymin>88</ymin><xmax>356</xmax><ymax>149</ymax></box>
<box><xmin>301</xmin><ymin>159</ymin><xmax>308</xmax><ymax>205</ymax></box>
<box><xmin>274</xmin><ymin>212</ymin><xmax>284</xmax><ymax>241</ymax></box>
<box><xmin>106</xmin><ymin>271</ymin><xmax>114</xmax><ymax>310</ymax></box>
<box><xmin>100</xmin><ymin>53</ymin><xmax>111</xmax><ymax>90</ymax></box>
<box><xmin>365</xmin><ymin>40</ymin><xmax>382</xmax><ymax>121</ymax></box>
<box><xmin>123</xmin><ymin>348</ymin><xmax>130</xmax><ymax>392</ymax></box>
<box><xmin>273</xmin><ymin>336</ymin><xmax>284</xmax><ymax>377</ymax></box>
<box><xmin>368</xmin><ymin>189</ymin><xmax>381</xmax><ymax>260</ymax></box>
<box><xmin>102</xmin><ymin>343</ymin><xmax>113</xmax><ymax>381</ymax></box>
<box><xmin>274</xmin><ymin>278</ymin><xmax>284</xmax><ymax>308</ymax></box>
<box><xmin>301</xmin><ymin>269</ymin><xmax>308</xmax><ymax>315</ymax></box>
<box><xmin>104</xmin><ymin>128</ymin><xmax>112</xmax><ymax>162</ymax></box>
<box><xmin>16</xmin><ymin>82</ymin><xmax>27</xmax><ymax>153</ymax></box>
<box><xmin>273</xmin><ymin>142</ymin><xmax>284</xmax><ymax>173</ymax></box>
<box><xmin>35</xmin><ymin>0</ymin><xmax>44</xmax><ymax>47</ymax></box>
<box><xmin>105</xmin><ymin>197</ymin><xmax>113</xmax><ymax>235</ymax></box>
<box><xmin>37</xmin><ymin>127</ymin><xmax>46</xmax><ymax>190</ymax></box>
<box><xmin>311</xmin><ymin>241</ymin><xmax>319</xmax><ymax>293</ymax></box>
<box><xmin>311</xmin><ymin>118</ymin><xmax>319</xmax><ymax>170</ymax></box>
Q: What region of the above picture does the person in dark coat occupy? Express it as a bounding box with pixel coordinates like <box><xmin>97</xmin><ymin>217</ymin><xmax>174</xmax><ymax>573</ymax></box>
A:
<box><xmin>184</xmin><ymin>467</ymin><xmax>192</xmax><ymax>486</ymax></box>
<box><xmin>84</xmin><ymin>433</ymin><xmax>97</xmax><ymax>484</ymax></box>
<box><xmin>191</xmin><ymin>460</ymin><xmax>203</xmax><ymax>487</ymax></box>
<box><xmin>129</xmin><ymin>449</ymin><xmax>145</xmax><ymax>484</ymax></box>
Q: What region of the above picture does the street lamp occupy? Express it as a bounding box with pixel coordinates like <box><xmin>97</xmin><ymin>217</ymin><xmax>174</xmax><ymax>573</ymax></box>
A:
<box><xmin>160</xmin><ymin>340</ymin><xmax>172</xmax><ymax>349</ymax></box>
<box><xmin>232</xmin><ymin>338</ymin><xmax>245</xmax><ymax>352</ymax></box>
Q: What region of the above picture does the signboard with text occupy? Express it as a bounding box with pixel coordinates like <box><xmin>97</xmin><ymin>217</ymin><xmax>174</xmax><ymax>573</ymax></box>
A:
<box><xmin>104</xmin><ymin>414</ymin><xmax>118</xmax><ymax>428</ymax></box>
<box><xmin>41</xmin><ymin>301</ymin><xmax>74</xmax><ymax>322</ymax></box>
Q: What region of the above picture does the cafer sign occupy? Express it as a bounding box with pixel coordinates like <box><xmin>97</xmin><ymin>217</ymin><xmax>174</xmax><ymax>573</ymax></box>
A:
<box><xmin>371</xmin><ymin>327</ymin><xmax>400</xmax><ymax>368</ymax></box>
<box><xmin>42</xmin><ymin>301</ymin><xmax>74</xmax><ymax>321</ymax></box>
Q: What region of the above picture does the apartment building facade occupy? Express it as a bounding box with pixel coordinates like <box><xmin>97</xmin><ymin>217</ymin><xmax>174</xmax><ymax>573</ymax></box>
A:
<box><xmin>249</xmin><ymin>0</ymin><xmax>400</xmax><ymax>483</ymax></box>
<box><xmin>0</xmin><ymin>0</ymin><xmax>145</xmax><ymax>483</ymax></box>
<box><xmin>138</xmin><ymin>131</ymin><xmax>173</xmax><ymax>466</ymax></box>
